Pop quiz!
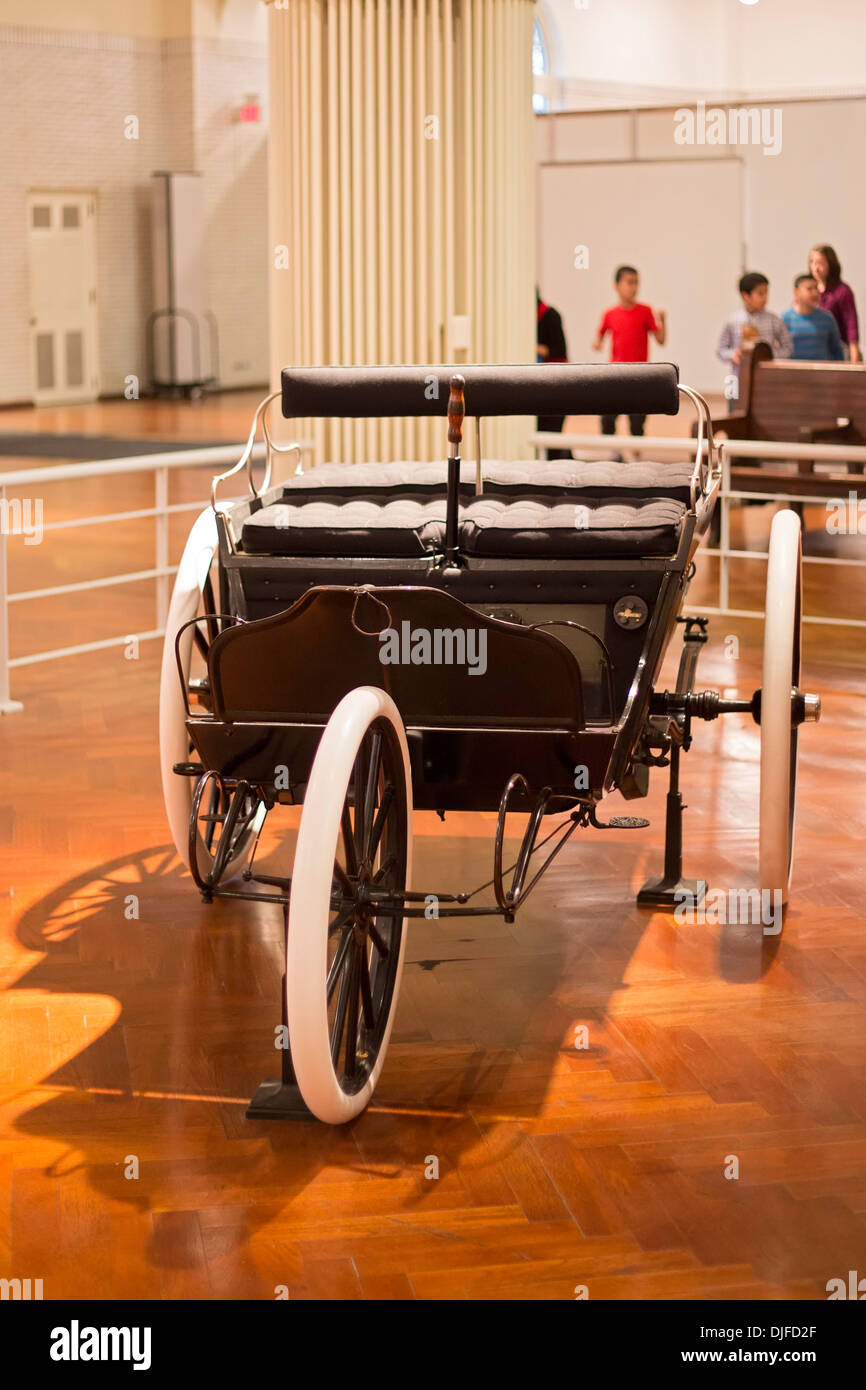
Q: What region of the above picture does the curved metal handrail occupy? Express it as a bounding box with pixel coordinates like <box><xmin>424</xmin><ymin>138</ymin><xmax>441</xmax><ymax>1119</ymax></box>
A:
<box><xmin>210</xmin><ymin>390</ymin><xmax>304</xmax><ymax>510</ymax></box>
<box><xmin>678</xmin><ymin>383</ymin><xmax>722</xmax><ymax>512</ymax></box>
<box><xmin>174</xmin><ymin>613</ymin><xmax>242</xmax><ymax>717</ymax></box>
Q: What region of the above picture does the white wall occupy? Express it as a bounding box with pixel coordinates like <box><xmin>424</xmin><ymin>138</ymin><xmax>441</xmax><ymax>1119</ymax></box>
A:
<box><xmin>0</xmin><ymin>1</ymin><xmax>267</xmax><ymax>41</ymax></box>
<box><xmin>0</xmin><ymin>15</ymin><xmax>268</xmax><ymax>403</ymax></box>
<box><xmin>741</xmin><ymin>100</ymin><xmax>866</xmax><ymax>320</ymax></box>
<box><xmin>539</xmin><ymin>0</ymin><xmax>729</xmax><ymax>98</ymax></box>
<box><xmin>540</xmin><ymin>0</ymin><xmax>866</xmax><ymax>106</ymax></box>
<box><xmin>0</xmin><ymin>1</ymin><xmax>191</xmax><ymax>37</ymax></box>
<box><xmin>538</xmin><ymin>158</ymin><xmax>742</xmax><ymax>394</ymax></box>
<box><xmin>192</xmin><ymin>0</ymin><xmax>267</xmax><ymax>42</ymax></box>
<box><xmin>193</xmin><ymin>37</ymin><xmax>269</xmax><ymax>388</ymax></box>
<box><xmin>724</xmin><ymin>0</ymin><xmax>866</xmax><ymax>96</ymax></box>
<box><xmin>536</xmin><ymin>97</ymin><xmax>866</xmax><ymax>395</ymax></box>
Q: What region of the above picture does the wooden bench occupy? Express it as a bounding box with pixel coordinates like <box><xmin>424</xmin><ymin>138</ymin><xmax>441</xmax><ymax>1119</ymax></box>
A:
<box><xmin>710</xmin><ymin>341</ymin><xmax>866</xmax><ymax>500</ymax></box>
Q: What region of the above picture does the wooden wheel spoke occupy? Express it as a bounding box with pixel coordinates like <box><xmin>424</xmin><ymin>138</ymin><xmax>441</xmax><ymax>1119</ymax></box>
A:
<box><xmin>372</xmin><ymin>854</ymin><xmax>397</xmax><ymax>885</ymax></box>
<box><xmin>359</xmin><ymin>947</ymin><xmax>375</xmax><ymax>1029</ymax></box>
<box><xmin>327</xmin><ymin>925</ymin><xmax>354</xmax><ymax>1003</ymax></box>
<box><xmin>332</xmin><ymin>858</ymin><xmax>355</xmax><ymax>898</ymax></box>
<box><xmin>340</xmin><ymin>799</ymin><xmax>358</xmax><ymax>876</ymax></box>
<box><xmin>343</xmin><ymin>944</ymin><xmax>362</xmax><ymax>1078</ymax></box>
<box><xmin>368</xmin><ymin>919</ymin><xmax>389</xmax><ymax>957</ymax></box>
<box><xmin>330</xmin><ymin>942</ymin><xmax>354</xmax><ymax>1062</ymax></box>
<box><xmin>327</xmin><ymin>904</ymin><xmax>356</xmax><ymax>937</ymax></box>
<box><xmin>352</xmin><ymin>756</ymin><xmax>367</xmax><ymax>860</ymax></box>
<box><xmin>367</xmin><ymin>781</ymin><xmax>394</xmax><ymax>863</ymax></box>
<box><xmin>361</xmin><ymin>732</ymin><xmax>383</xmax><ymax>860</ymax></box>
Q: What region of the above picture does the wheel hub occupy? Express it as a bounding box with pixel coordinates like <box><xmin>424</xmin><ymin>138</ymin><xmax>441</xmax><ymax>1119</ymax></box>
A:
<box><xmin>346</xmin><ymin>862</ymin><xmax>377</xmax><ymax>940</ymax></box>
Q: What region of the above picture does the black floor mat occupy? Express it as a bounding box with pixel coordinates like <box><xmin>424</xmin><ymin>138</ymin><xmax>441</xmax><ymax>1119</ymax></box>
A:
<box><xmin>0</xmin><ymin>433</ymin><xmax>227</xmax><ymax>460</ymax></box>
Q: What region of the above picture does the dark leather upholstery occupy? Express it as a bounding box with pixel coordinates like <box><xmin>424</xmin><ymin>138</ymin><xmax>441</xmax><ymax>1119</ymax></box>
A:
<box><xmin>281</xmin><ymin>362</ymin><xmax>681</xmax><ymax>419</ymax></box>
<box><xmin>240</xmin><ymin>458</ymin><xmax>691</xmax><ymax>559</ymax></box>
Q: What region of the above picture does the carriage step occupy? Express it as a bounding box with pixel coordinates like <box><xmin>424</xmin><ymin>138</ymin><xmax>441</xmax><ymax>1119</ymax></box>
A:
<box><xmin>605</xmin><ymin>816</ymin><xmax>650</xmax><ymax>829</ymax></box>
<box><xmin>246</xmin><ymin>1078</ymin><xmax>315</xmax><ymax>1122</ymax></box>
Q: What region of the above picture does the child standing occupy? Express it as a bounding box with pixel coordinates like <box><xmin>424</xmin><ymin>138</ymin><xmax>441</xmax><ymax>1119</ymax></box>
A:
<box><xmin>593</xmin><ymin>266</ymin><xmax>666</xmax><ymax>438</ymax></box>
<box><xmin>716</xmin><ymin>272</ymin><xmax>792</xmax><ymax>406</ymax></box>
<box><xmin>782</xmin><ymin>274</ymin><xmax>845</xmax><ymax>361</ymax></box>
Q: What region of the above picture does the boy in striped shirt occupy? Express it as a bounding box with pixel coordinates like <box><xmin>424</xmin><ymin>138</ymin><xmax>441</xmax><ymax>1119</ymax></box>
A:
<box><xmin>717</xmin><ymin>272</ymin><xmax>792</xmax><ymax>404</ymax></box>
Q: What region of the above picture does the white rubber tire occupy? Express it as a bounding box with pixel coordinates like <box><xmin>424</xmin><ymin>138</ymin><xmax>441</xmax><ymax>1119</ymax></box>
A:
<box><xmin>159</xmin><ymin>507</ymin><xmax>261</xmax><ymax>880</ymax></box>
<box><xmin>286</xmin><ymin>686</ymin><xmax>413</xmax><ymax>1125</ymax></box>
<box><xmin>759</xmin><ymin>509</ymin><xmax>802</xmax><ymax>905</ymax></box>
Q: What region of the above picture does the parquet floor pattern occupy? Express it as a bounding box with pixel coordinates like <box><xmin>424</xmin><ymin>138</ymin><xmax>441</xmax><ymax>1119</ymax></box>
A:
<box><xmin>1</xmin><ymin>396</ymin><xmax>865</xmax><ymax>1299</ymax></box>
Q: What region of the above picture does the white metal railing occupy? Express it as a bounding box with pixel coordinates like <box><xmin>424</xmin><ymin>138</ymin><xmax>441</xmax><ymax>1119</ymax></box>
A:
<box><xmin>2</xmin><ymin>430</ymin><xmax>863</xmax><ymax>714</ymax></box>
<box><xmin>530</xmin><ymin>431</ymin><xmax>866</xmax><ymax>631</ymax></box>
<box><xmin>0</xmin><ymin>441</ymin><xmax>312</xmax><ymax>714</ymax></box>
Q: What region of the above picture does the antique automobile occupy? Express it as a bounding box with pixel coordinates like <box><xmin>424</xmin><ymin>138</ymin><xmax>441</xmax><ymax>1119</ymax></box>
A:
<box><xmin>159</xmin><ymin>363</ymin><xmax>819</xmax><ymax>1123</ymax></box>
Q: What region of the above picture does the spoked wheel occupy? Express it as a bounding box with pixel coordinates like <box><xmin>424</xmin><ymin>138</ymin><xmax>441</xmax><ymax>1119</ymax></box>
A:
<box><xmin>759</xmin><ymin>509</ymin><xmax>820</xmax><ymax>905</ymax></box>
<box><xmin>188</xmin><ymin>774</ymin><xmax>264</xmax><ymax>894</ymax></box>
<box><xmin>286</xmin><ymin>687</ymin><xmax>413</xmax><ymax>1124</ymax></box>
<box><xmin>159</xmin><ymin>507</ymin><xmax>264</xmax><ymax>881</ymax></box>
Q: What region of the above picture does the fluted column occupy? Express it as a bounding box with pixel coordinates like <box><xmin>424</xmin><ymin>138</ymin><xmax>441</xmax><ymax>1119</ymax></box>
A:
<box><xmin>266</xmin><ymin>0</ymin><xmax>536</xmax><ymax>469</ymax></box>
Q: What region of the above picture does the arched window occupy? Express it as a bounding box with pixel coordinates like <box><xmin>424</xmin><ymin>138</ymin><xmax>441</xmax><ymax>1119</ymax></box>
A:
<box><xmin>532</xmin><ymin>18</ymin><xmax>550</xmax><ymax>114</ymax></box>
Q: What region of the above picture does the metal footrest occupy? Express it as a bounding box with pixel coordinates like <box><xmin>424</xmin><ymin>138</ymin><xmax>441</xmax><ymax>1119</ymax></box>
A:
<box><xmin>605</xmin><ymin>815</ymin><xmax>650</xmax><ymax>829</ymax></box>
<box><xmin>246</xmin><ymin>1078</ymin><xmax>315</xmax><ymax>1122</ymax></box>
<box><xmin>637</xmin><ymin>875</ymin><xmax>707</xmax><ymax>908</ymax></box>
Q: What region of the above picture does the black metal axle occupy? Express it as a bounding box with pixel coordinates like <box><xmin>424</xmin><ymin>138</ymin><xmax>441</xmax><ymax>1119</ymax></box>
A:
<box><xmin>650</xmin><ymin>688</ymin><xmax>759</xmax><ymax>723</ymax></box>
<box><xmin>651</xmin><ymin>686</ymin><xmax>819</xmax><ymax>728</ymax></box>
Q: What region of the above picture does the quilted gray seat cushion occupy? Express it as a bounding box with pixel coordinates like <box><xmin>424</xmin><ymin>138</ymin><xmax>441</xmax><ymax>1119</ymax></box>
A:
<box><xmin>243</xmin><ymin>497</ymin><xmax>446</xmax><ymax>557</ymax></box>
<box><xmin>240</xmin><ymin>457</ymin><xmax>691</xmax><ymax>558</ymax></box>
<box><xmin>460</xmin><ymin>496</ymin><xmax>686</xmax><ymax>558</ymax></box>
<box><xmin>267</xmin><ymin>457</ymin><xmax>694</xmax><ymax>499</ymax></box>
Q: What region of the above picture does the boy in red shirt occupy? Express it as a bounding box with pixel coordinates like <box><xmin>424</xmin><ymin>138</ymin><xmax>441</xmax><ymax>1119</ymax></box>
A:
<box><xmin>593</xmin><ymin>265</ymin><xmax>666</xmax><ymax>438</ymax></box>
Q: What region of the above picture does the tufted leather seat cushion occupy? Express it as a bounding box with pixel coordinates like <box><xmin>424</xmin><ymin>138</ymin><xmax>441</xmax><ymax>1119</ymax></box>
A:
<box><xmin>242</xmin><ymin>497</ymin><xmax>447</xmax><ymax>557</ymax></box>
<box><xmin>239</xmin><ymin>457</ymin><xmax>692</xmax><ymax>558</ymax></box>
<box><xmin>253</xmin><ymin>457</ymin><xmax>694</xmax><ymax>498</ymax></box>
<box><xmin>459</xmin><ymin>496</ymin><xmax>686</xmax><ymax>558</ymax></box>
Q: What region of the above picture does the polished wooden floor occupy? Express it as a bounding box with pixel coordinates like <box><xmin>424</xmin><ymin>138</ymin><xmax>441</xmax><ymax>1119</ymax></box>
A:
<box><xmin>1</xmin><ymin>394</ymin><xmax>865</xmax><ymax>1300</ymax></box>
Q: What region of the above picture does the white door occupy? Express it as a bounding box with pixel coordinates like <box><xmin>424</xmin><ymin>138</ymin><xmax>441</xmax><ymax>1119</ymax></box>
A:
<box><xmin>27</xmin><ymin>192</ymin><xmax>100</xmax><ymax>404</ymax></box>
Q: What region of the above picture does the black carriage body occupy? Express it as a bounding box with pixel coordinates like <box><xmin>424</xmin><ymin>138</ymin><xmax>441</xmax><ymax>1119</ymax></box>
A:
<box><xmin>191</xmin><ymin>504</ymin><xmax>700</xmax><ymax>813</ymax></box>
<box><xmin>188</xmin><ymin>580</ymin><xmax>619</xmax><ymax>812</ymax></box>
<box><xmin>183</xmin><ymin>362</ymin><xmax>717</xmax><ymax>814</ymax></box>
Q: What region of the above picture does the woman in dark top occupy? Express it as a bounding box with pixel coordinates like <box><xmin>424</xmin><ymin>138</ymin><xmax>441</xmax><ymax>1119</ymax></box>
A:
<box><xmin>809</xmin><ymin>245</ymin><xmax>861</xmax><ymax>363</ymax></box>
<box><xmin>536</xmin><ymin>289</ymin><xmax>573</xmax><ymax>459</ymax></box>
